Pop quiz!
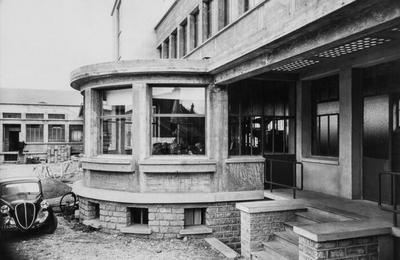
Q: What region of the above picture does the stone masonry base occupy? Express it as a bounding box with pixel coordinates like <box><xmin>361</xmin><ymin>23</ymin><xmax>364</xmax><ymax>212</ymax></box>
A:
<box><xmin>78</xmin><ymin>196</ymin><xmax>241</xmax><ymax>250</ymax></box>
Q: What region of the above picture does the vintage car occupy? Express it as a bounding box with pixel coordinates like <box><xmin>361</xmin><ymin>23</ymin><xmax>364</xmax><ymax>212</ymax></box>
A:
<box><xmin>0</xmin><ymin>177</ymin><xmax>57</xmax><ymax>235</ymax></box>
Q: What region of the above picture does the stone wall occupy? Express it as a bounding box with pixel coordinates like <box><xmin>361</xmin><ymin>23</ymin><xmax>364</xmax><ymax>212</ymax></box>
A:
<box><xmin>299</xmin><ymin>236</ymin><xmax>379</xmax><ymax>260</ymax></box>
<box><xmin>78</xmin><ymin>197</ymin><xmax>241</xmax><ymax>249</ymax></box>
<box><xmin>240</xmin><ymin>210</ymin><xmax>298</xmax><ymax>259</ymax></box>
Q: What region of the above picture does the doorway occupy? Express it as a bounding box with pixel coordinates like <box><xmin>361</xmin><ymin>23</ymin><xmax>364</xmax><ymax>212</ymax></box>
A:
<box><xmin>3</xmin><ymin>124</ymin><xmax>21</xmax><ymax>152</ymax></box>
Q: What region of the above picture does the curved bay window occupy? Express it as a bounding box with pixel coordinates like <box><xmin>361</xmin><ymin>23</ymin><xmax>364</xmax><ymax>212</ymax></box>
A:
<box><xmin>151</xmin><ymin>86</ymin><xmax>205</xmax><ymax>155</ymax></box>
<box><xmin>311</xmin><ymin>75</ymin><xmax>339</xmax><ymax>157</ymax></box>
<box><xmin>228</xmin><ymin>81</ymin><xmax>295</xmax><ymax>156</ymax></box>
<box><xmin>100</xmin><ymin>88</ymin><xmax>132</xmax><ymax>155</ymax></box>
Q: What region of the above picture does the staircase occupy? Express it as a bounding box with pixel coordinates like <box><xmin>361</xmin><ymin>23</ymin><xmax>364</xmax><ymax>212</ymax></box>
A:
<box><xmin>251</xmin><ymin>207</ymin><xmax>354</xmax><ymax>260</ymax></box>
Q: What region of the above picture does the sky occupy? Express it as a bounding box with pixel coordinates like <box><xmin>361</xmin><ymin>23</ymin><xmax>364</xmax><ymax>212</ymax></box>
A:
<box><xmin>0</xmin><ymin>0</ymin><xmax>115</xmax><ymax>91</ymax></box>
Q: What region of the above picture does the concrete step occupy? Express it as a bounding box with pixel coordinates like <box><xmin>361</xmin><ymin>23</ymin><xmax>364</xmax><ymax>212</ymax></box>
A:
<box><xmin>295</xmin><ymin>207</ymin><xmax>353</xmax><ymax>223</ymax></box>
<box><xmin>285</xmin><ymin>216</ymin><xmax>318</xmax><ymax>229</ymax></box>
<box><xmin>204</xmin><ymin>237</ymin><xmax>239</xmax><ymax>260</ymax></box>
<box><xmin>274</xmin><ymin>229</ymin><xmax>298</xmax><ymax>246</ymax></box>
<box><xmin>260</xmin><ymin>240</ymin><xmax>299</xmax><ymax>260</ymax></box>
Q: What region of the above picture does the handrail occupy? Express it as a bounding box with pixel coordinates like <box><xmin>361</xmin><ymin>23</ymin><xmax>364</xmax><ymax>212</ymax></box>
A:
<box><xmin>378</xmin><ymin>171</ymin><xmax>400</xmax><ymax>227</ymax></box>
<box><xmin>264</xmin><ymin>158</ymin><xmax>303</xmax><ymax>199</ymax></box>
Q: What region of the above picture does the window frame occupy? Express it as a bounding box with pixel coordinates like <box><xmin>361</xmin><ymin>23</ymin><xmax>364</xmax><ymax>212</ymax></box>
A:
<box><xmin>26</xmin><ymin>113</ymin><xmax>44</xmax><ymax>119</ymax></box>
<box><xmin>150</xmin><ymin>85</ymin><xmax>207</xmax><ymax>156</ymax></box>
<box><xmin>48</xmin><ymin>124</ymin><xmax>65</xmax><ymax>143</ymax></box>
<box><xmin>48</xmin><ymin>114</ymin><xmax>66</xmax><ymax>120</ymax></box>
<box><xmin>69</xmin><ymin>124</ymin><xmax>83</xmax><ymax>143</ymax></box>
<box><xmin>26</xmin><ymin>124</ymin><xmax>44</xmax><ymax>143</ymax></box>
<box><xmin>184</xmin><ymin>208</ymin><xmax>206</xmax><ymax>227</ymax></box>
<box><xmin>99</xmin><ymin>87</ymin><xmax>133</xmax><ymax>156</ymax></box>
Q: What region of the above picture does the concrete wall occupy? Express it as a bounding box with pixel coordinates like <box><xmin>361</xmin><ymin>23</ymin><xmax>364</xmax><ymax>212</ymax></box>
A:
<box><xmin>114</xmin><ymin>0</ymin><xmax>174</xmax><ymax>60</ymax></box>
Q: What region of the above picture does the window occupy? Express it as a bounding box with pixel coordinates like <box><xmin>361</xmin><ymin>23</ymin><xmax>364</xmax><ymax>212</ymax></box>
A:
<box><xmin>88</xmin><ymin>201</ymin><xmax>100</xmax><ymax>219</ymax></box>
<box><xmin>2</xmin><ymin>113</ymin><xmax>21</xmax><ymax>119</ymax></box>
<box><xmin>129</xmin><ymin>208</ymin><xmax>148</xmax><ymax>225</ymax></box>
<box><xmin>48</xmin><ymin>125</ymin><xmax>65</xmax><ymax>142</ymax></box>
<box><xmin>244</xmin><ymin>0</ymin><xmax>250</xmax><ymax>12</ymax></box>
<box><xmin>157</xmin><ymin>45</ymin><xmax>162</xmax><ymax>59</ymax></box>
<box><xmin>203</xmin><ymin>0</ymin><xmax>213</xmax><ymax>40</ymax></box>
<box><xmin>190</xmin><ymin>9</ymin><xmax>200</xmax><ymax>49</ymax></box>
<box><xmin>48</xmin><ymin>114</ymin><xmax>65</xmax><ymax>120</ymax></box>
<box><xmin>228</xmin><ymin>82</ymin><xmax>295</xmax><ymax>156</ymax></box>
<box><xmin>100</xmin><ymin>88</ymin><xmax>132</xmax><ymax>155</ymax></box>
<box><xmin>26</xmin><ymin>113</ymin><xmax>44</xmax><ymax>119</ymax></box>
<box><xmin>179</xmin><ymin>19</ymin><xmax>188</xmax><ymax>57</ymax></box>
<box><xmin>26</xmin><ymin>124</ymin><xmax>43</xmax><ymax>143</ymax></box>
<box><xmin>223</xmin><ymin>0</ymin><xmax>229</xmax><ymax>27</ymax></box>
<box><xmin>184</xmin><ymin>208</ymin><xmax>205</xmax><ymax>226</ymax></box>
<box><xmin>163</xmin><ymin>38</ymin><xmax>170</xmax><ymax>59</ymax></box>
<box><xmin>152</xmin><ymin>86</ymin><xmax>205</xmax><ymax>155</ymax></box>
<box><xmin>69</xmin><ymin>125</ymin><xmax>83</xmax><ymax>142</ymax></box>
<box><xmin>171</xmin><ymin>30</ymin><xmax>178</xmax><ymax>59</ymax></box>
<box><xmin>311</xmin><ymin>75</ymin><xmax>339</xmax><ymax>157</ymax></box>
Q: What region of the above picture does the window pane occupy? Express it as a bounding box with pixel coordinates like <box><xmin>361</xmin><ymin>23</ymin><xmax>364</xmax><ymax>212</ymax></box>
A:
<box><xmin>152</xmin><ymin>117</ymin><xmax>205</xmax><ymax>155</ymax></box>
<box><xmin>102</xmin><ymin>88</ymin><xmax>132</xmax><ymax>116</ymax></box>
<box><xmin>26</xmin><ymin>113</ymin><xmax>44</xmax><ymax>119</ymax></box>
<box><xmin>228</xmin><ymin>116</ymin><xmax>239</xmax><ymax>155</ymax></box>
<box><xmin>48</xmin><ymin>114</ymin><xmax>65</xmax><ymax>119</ymax></box>
<box><xmin>48</xmin><ymin>125</ymin><xmax>65</xmax><ymax>142</ymax></box>
<box><xmin>69</xmin><ymin>125</ymin><xmax>83</xmax><ymax>142</ymax></box>
<box><xmin>3</xmin><ymin>113</ymin><xmax>21</xmax><ymax>119</ymax></box>
<box><xmin>102</xmin><ymin>118</ymin><xmax>132</xmax><ymax>155</ymax></box>
<box><xmin>152</xmin><ymin>87</ymin><xmax>205</xmax><ymax>115</ymax></box>
<box><xmin>26</xmin><ymin>124</ymin><xmax>43</xmax><ymax>143</ymax></box>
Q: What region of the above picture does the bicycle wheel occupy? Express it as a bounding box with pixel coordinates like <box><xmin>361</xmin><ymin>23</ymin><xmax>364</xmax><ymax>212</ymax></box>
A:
<box><xmin>59</xmin><ymin>191</ymin><xmax>77</xmax><ymax>216</ymax></box>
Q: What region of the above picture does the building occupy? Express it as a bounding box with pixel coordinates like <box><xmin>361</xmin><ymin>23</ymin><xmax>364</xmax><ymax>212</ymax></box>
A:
<box><xmin>71</xmin><ymin>0</ymin><xmax>400</xmax><ymax>258</ymax></box>
<box><xmin>0</xmin><ymin>88</ymin><xmax>84</xmax><ymax>163</ymax></box>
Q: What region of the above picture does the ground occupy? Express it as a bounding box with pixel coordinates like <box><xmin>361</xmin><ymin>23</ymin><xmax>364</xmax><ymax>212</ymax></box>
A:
<box><xmin>0</xmin><ymin>163</ymin><xmax>226</xmax><ymax>259</ymax></box>
<box><xmin>5</xmin><ymin>217</ymin><xmax>224</xmax><ymax>260</ymax></box>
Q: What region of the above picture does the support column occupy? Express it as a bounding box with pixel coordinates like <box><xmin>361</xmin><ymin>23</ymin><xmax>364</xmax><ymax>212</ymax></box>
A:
<box><xmin>84</xmin><ymin>89</ymin><xmax>101</xmax><ymax>157</ymax></box>
<box><xmin>65</xmin><ymin>123</ymin><xmax>70</xmax><ymax>143</ymax></box>
<box><xmin>339</xmin><ymin>68</ymin><xmax>363</xmax><ymax>199</ymax></box>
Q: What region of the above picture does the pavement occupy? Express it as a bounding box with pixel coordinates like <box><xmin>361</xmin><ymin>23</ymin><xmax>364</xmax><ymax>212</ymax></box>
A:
<box><xmin>0</xmin><ymin>163</ymin><xmax>36</xmax><ymax>179</ymax></box>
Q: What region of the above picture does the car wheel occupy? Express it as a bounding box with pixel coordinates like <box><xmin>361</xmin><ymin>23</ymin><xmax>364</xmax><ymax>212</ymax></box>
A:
<box><xmin>41</xmin><ymin>212</ymin><xmax>58</xmax><ymax>234</ymax></box>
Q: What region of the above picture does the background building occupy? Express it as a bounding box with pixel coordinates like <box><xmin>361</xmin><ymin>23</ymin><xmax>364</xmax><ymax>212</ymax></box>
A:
<box><xmin>72</xmin><ymin>0</ymin><xmax>400</xmax><ymax>258</ymax></box>
<box><xmin>0</xmin><ymin>88</ymin><xmax>83</xmax><ymax>163</ymax></box>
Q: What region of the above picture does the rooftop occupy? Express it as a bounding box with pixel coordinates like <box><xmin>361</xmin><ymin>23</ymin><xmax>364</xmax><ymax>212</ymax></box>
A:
<box><xmin>0</xmin><ymin>88</ymin><xmax>82</xmax><ymax>106</ymax></box>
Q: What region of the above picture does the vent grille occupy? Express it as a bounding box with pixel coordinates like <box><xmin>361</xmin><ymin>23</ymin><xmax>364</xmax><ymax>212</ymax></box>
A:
<box><xmin>317</xmin><ymin>37</ymin><xmax>391</xmax><ymax>58</ymax></box>
<box><xmin>273</xmin><ymin>59</ymin><xmax>320</xmax><ymax>72</ymax></box>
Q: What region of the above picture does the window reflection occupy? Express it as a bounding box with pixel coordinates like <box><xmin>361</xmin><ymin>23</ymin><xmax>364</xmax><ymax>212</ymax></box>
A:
<box><xmin>100</xmin><ymin>88</ymin><xmax>132</xmax><ymax>155</ymax></box>
<box><xmin>152</xmin><ymin>87</ymin><xmax>205</xmax><ymax>155</ymax></box>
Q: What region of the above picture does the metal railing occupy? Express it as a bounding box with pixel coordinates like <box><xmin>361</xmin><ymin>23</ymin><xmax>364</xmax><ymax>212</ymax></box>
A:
<box><xmin>378</xmin><ymin>171</ymin><xmax>400</xmax><ymax>227</ymax></box>
<box><xmin>264</xmin><ymin>158</ymin><xmax>303</xmax><ymax>199</ymax></box>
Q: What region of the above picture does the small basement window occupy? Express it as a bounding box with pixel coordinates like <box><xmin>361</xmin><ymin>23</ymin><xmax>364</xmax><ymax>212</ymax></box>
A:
<box><xmin>184</xmin><ymin>208</ymin><xmax>205</xmax><ymax>226</ymax></box>
<box><xmin>130</xmin><ymin>208</ymin><xmax>148</xmax><ymax>225</ymax></box>
<box><xmin>88</xmin><ymin>201</ymin><xmax>100</xmax><ymax>219</ymax></box>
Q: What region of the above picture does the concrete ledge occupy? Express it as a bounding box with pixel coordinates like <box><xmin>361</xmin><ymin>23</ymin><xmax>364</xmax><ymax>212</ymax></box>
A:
<box><xmin>120</xmin><ymin>225</ymin><xmax>152</xmax><ymax>235</ymax></box>
<box><xmin>293</xmin><ymin>220</ymin><xmax>393</xmax><ymax>242</ymax></box>
<box><xmin>82</xmin><ymin>219</ymin><xmax>102</xmax><ymax>229</ymax></box>
<box><xmin>301</xmin><ymin>157</ymin><xmax>339</xmax><ymax>165</ymax></box>
<box><xmin>81</xmin><ymin>156</ymin><xmax>134</xmax><ymax>173</ymax></box>
<box><xmin>179</xmin><ymin>226</ymin><xmax>213</xmax><ymax>235</ymax></box>
<box><xmin>74</xmin><ymin>181</ymin><xmax>264</xmax><ymax>204</ymax></box>
<box><xmin>139</xmin><ymin>158</ymin><xmax>217</xmax><ymax>173</ymax></box>
<box><xmin>205</xmin><ymin>237</ymin><xmax>239</xmax><ymax>260</ymax></box>
<box><xmin>236</xmin><ymin>199</ymin><xmax>308</xmax><ymax>213</ymax></box>
<box><xmin>225</xmin><ymin>156</ymin><xmax>265</xmax><ymax>164</ymax></box>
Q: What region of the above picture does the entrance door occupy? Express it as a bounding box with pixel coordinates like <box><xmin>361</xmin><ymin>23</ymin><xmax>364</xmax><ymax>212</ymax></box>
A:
<box><xmin>363</xmin><ymin>95</ymin><xmax>391</xmax><ymax>202</ymax></box>
<box><xmin>3</xmin><ymin>124</ymin><xmax>21</xmax><ymax>152</ymax></box>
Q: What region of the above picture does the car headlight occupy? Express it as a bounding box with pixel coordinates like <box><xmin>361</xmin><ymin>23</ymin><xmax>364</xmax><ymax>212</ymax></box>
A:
<box><xmin>40</xmin><ymin>200</ymin><xmax>49</xmax><ymax>209</ymax></box>
<box><xmin>1</xmin><ymin>205</ymin><xmax>10</xmax><ymax>214</ymax></box>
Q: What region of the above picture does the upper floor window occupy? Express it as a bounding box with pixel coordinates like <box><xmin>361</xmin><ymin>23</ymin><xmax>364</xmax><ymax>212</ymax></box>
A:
<box><xmin>190</xmin><ymin>8</ymin><xmax>200</xmax><ymax>49</ymax></box>
<box><xmin>163</xmin><ymin>38</ymin><xmax>170</xmax><ymax>59</ymax></box>
<box><xmin>2</xmin><ymin>113</ymin><xmax>21</xmax><ymax>119</ymax></box>
<box><xmin>222</xmin><ymin>0</ymin><xmax>230</xmax><ymax>28</ymax></box>
<box><xmin>171</xmin><ymin>30</ymin><xmax>178</xmax><ymax>59</ymax></box>
<box><xmin>203</xmin><ymin>0</ymin><xmax>213</xmax><ymax>40</ymax></box>
<box><xmin>179</xmin><ymin>19</ymin><xmax>188</xmax><ymax>57</ymax></box>
<box><xmin>244</xmin><ymin>0</ymin><xmax>250</xmax><ymax>12</ymax></box>
<box><xmin>100</xmin><ymin>88</ymin><xmax>132</xmax><ymax>155</ymax></box>
<box><xmin>26</xmin><ymin>113</ymin><xmax>44</xmax><ymax>119</ymax></box>
<box><xmin>48</xmin><ymin>114</ymin><xmax>65</xmax><ymax>120</ymax></box>
<box><xmin>311</xmin><ymin>75</ymin><xmax>339</xmax><ymax>157</ymax></box>
<box><xmin>151</xmin><ymin>86</ymin><xmax>205</xmax><ymax>155</ymax></box>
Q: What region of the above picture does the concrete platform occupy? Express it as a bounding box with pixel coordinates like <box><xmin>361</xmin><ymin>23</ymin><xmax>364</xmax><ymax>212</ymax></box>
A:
<box><xmin>264</xmin><ymin>189</ymin><xmax>395</xmax><ymax>224</ymax></box>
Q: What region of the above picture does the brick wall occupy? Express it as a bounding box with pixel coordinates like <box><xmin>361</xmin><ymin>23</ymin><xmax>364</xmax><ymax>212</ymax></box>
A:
<box><xmin>240</xmin><ymin>210</ymin><xmax>298</xmax><ymax>259</ymax></box>
<box><xmin>78</xmin><ymin>197</ymin><xmax>241</xmax><ymax>249</ymax></box>
<box><xmin>299</xmin><ymin>236</ymin><xmax>379</xmax><ymax>260</ymax></box>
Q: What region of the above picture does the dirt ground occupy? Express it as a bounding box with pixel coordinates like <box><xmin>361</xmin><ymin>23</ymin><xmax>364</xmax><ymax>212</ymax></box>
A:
<box><xmin>1</xmin><ymin>163</ymin><xmax>226</xmax><ymax>259</ymax></box>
